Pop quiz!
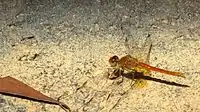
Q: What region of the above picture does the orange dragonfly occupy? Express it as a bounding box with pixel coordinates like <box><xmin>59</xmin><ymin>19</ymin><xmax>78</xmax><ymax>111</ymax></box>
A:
<box><xmin>108</xmin><ymin>36</ymin><xmax>185</xmax><ymax>88</ymax></box>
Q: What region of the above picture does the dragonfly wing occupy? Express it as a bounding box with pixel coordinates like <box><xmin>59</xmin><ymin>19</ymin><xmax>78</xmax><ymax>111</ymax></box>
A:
<box><xmin>125</xmin><ymin>34</ymin><xmax>152</xmax><ymax>63</ymax></box>
<box><xmin>145</xmin><ymin>42</ymin><xmax>152</xmax><ymax>64</ymax></box>
<box><xmin>125</xmin><ymin>35</ymin><xmax>152</xmax><ymax>88</ymax></box>
<box><xmin>133</xmin><ymin>79</ymin><xmax>148</xmax><ymax>89</ymax></box>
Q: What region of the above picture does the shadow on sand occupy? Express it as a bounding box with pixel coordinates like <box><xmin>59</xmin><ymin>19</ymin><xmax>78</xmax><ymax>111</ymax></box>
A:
<box><xmin>121</xmin><ymin>72</ymin><xmax>190</xmax><ymax>87</ymax></box>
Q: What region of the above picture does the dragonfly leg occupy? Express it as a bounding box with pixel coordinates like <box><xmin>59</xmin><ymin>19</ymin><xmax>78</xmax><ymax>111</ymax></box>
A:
<box><xmin>108</xmin><ymin>69</ymin><xmax>123</xmax><ymax>80</ymax></box>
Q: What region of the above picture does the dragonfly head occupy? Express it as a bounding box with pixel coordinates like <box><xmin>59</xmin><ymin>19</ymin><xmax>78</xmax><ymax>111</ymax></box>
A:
<box><xmin>109</xmin><ymin>55</ymin><xmax>120</xmax><ymax>67</ymax></box>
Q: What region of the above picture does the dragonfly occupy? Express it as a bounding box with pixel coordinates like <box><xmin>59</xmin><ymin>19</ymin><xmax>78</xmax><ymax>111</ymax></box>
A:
<box><xmin>108</xmin><ymin>36</ymin><xmax>185</xmax><ymax>88</ymax></box>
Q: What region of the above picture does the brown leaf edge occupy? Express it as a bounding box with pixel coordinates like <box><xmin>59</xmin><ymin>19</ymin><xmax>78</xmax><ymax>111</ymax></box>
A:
<box><xmin>0</xmin><ymin>76</ymin><xmax>71</xmax><ymax>112</ymax></box>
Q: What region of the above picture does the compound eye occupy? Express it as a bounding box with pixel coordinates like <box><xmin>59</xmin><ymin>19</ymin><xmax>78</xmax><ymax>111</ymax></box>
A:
<box><xmin>109</xmin><ymin>55</ymin><xmax>119</xmax><ymax>67</ymax></box>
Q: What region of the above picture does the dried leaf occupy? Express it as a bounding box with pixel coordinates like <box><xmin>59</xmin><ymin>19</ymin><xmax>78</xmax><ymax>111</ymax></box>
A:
<box><xmin>0</xmin><ymin>76</ymin><xmax>70</xmax><ymax>112</ymax></box>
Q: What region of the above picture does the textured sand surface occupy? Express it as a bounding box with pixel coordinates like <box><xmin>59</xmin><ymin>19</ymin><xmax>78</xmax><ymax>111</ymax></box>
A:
<box><xmin>0</xmin><ymin>0</ymin><xmax>200</xmax><ymax>112</ymax></box>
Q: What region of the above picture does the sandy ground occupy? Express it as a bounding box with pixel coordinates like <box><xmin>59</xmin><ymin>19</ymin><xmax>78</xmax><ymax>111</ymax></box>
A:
<box><xmin>0</xmin><ymin>0</ymin><xmax>200</xmax><ymax>112</ymax></box>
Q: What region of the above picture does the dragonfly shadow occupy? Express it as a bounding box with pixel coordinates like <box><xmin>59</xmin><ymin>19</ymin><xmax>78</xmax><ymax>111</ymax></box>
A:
<box><xmin>122</xmin><ymin>72</ymin><xmax>190</xmax><ymax>87</ymax></box>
